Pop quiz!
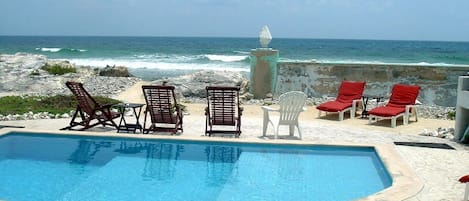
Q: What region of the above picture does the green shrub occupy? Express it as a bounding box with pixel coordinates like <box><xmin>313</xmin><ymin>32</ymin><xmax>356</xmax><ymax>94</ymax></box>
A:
<box><xmin>447</xmin><ymin>110</ymin><xmax>456</xmax><ymax>120</ymax></box>
<box><xmin>0</xmin><ymin>95</ymin><xmax>121</xmax><ymax>115</ymax></box>
<box><xmin>41</xmin><ymin>64</ymin><xmax>77</xmax><ymax>75</ymax></box>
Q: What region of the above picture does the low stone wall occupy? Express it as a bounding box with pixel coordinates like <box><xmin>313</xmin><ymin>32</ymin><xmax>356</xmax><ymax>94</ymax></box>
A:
<box><xmin>276</xmin><ymin>62</ymin><xmax>469</xmax><ymax>107</ymax></box>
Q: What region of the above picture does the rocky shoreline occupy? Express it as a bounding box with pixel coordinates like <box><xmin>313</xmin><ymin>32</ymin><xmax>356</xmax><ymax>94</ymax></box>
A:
<box><xmin>0</xmin><ymin>53</ymin><xmax>456</xmax><ymax>122</ymax></box>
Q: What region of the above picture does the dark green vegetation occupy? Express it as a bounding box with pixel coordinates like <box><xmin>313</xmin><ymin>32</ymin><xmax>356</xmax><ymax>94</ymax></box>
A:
<box><xmin>41</xmin><ymin>64</ymin><xmax>77</xmax><ymax>75</ymax></box>
<box><xmin>0</xmin><ymin>95</ymin><xmax>121</xmax><ymax>115</ymax></box>
<box><xmin>447</xmin><ymin>110</ymin><xmax>456</xmax><ymax>120</ymax></box>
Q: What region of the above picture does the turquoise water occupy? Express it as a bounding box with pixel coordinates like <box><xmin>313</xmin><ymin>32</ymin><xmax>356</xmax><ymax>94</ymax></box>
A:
<box><xmin>0</xmin><ymin>132</ymin><xmax>391</xmax><ymax>201</ymax></box>
<box><xmin>1</xmin><ymin>36</ymin><xmax>469</xmax><ymax>80</ymax></box>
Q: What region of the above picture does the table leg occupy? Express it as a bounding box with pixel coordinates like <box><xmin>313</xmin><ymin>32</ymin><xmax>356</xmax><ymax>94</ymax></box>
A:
<box><xmin>361</xmin><ymin>97</ymin><xmax>370</xmax><ymax>118</ymax></box>
<box><xmin>117</xmin><ymin>107</ymin><xmax>127</xmax><ymax>133</ymax></box>
<box><xmin>132</xmin><ymin>106</ymin><xmax>143</xmax><ymax>133</ymax></box>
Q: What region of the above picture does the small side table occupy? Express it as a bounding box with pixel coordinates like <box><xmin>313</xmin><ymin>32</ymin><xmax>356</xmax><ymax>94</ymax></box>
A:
<box><xmin>114</xmin><ymin>103</ymin><xmax>145</xmax><ymax>133</ymax></box>
<box><xmin>361</xmin><ymin>95</ymin><xmax>385</xmax><ymax>118</ymax></box>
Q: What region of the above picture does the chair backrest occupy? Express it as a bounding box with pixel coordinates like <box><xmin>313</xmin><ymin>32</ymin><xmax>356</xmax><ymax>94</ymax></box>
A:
<box><xmin>278</xmin><ymin>91</ymin><xmax>307</xmax><ymax>123</ymax></box>
<box><xmin>387</xmin><ymin>84</ymin><xmax>420</xmax><ymax>108</ymax></box>
<box><xmin>66</xmin><ymin>81</ymin><xmax>99</xmax><ymax>115</ymax></box>
<box><xmin>336</xmin><ymin>81</ymin><xmax>366</xmax><ymax>103</ymax></box>
<box><xmin>206</xmin><ymin>86</ymin><xmax>240</xmax><ymax>126</ymax></box>
<box><xmin>142</xmin><ymin>85</ymin><xmax>178</xmax><ymax>123</ymax></box>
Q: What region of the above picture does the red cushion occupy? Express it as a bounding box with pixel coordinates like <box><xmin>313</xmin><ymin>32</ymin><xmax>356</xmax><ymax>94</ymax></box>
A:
<box><xmin>317</xmin><ymin>101</ymin><xmax>352</xmax><ymax>112</ymax></box>
<box><xmin>368</xmin><ymin>106</ymin><xmax>406</xmax><ymax>117</ymax></box>
<box><xmin>336</xmin><ymin>81</ymin><xmax>366</xmax><ymax>103</ymax></box>
<box><xmin>387</xmin><ymin>84</ymin><xmax>420</xmax><ymax>108</ymax></box>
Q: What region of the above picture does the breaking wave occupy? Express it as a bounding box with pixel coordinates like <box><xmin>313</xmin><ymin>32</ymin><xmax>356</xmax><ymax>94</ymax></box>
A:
<box><xmin>35</xmin><ymin>47</ymin><xmax>87</xmax><ymax>53</ymax></box>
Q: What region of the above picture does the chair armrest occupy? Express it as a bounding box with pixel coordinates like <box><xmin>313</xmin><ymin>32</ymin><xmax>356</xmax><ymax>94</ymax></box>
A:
<box><xmin>405</xmin><ymin>104</ymin><xmax>418</xmax><ymax>112</ymax></box>
<box><xmin>352</xmin><ymin>99</ymin><xmax>363</xmax><ymax>108</ymax></box>
<box><xmin>100</xmin><ymin>103</ymin><xmax>115</xmax><ymax>109</ymax></box>
<box><xmin>261</xmin><ymin>106</ymin><xmax>279</xmax><ymax>112</ymax></box>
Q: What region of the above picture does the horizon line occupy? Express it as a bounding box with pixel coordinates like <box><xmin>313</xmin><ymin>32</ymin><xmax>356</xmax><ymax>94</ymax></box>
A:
<box><xmin>1</xmin><ymin>34</ymin><xmax>468</xmax><ymax>43</ymax></box>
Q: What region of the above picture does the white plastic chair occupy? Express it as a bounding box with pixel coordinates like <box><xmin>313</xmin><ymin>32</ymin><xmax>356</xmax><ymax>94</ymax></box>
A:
<box><xmin>262</xmin><ymin>91</ymin><xmax>307</xmax><ymax>139</ymax></box>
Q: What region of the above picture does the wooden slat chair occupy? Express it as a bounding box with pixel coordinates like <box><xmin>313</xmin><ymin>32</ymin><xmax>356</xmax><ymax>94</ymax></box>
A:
<box><xmin>142</xmin><ymin>85</ymin><xmax>183</xmax><ymax>134</ymax></box>
<box><xmin>205</xmin><ymin>86</ymin><xmax>243</xmax><ymax>137</ymax></box>
<box><xmin>62</xmin><ymin>81</ymin><xmax>120</xmax><ymax>131</ymax></box>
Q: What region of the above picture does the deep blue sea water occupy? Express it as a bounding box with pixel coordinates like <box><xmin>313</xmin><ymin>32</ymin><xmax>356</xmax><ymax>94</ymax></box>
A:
<box><xmin>1</xmin><ymin>36</ymin><xmax>469</xmax><ymax>79</ymax></box>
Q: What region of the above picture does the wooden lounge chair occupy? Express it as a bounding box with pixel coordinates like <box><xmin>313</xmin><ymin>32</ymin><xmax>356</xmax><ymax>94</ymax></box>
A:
<box><xmin>316</xmin><ymin>80</ymin><xmax>366</xmax><ymax>121</ymax></box>
<box><xmin>368</xmin><ymin>84</ymin><xmax>420</xmax><ymax>128</ymax></box>
<box><xmin>142</xmin><ymin>85</ymin><xmax>183</xmax><ymax>134</ymax></box>
<box><xmin>62</xmin><ymin>81</ymin><xmax>120</xmax><ymax>131</ymax></box>
<box><xmin>205</xmin><ymin>86</ymin><xmax>243</xmax><ymax>137</ymax></box>
<box><xmin>262</xmin><ymin>91</ymin><xmax>307</xmax><ymax>139</ymax></box>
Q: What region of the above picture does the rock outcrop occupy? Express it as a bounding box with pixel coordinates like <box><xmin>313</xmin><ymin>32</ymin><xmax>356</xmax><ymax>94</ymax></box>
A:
<box><xmin>0</xmin><ymin>53</ymin><xmax>140</xmax><ymax>98</ymax></box>
<box><xmin>99</xmin><ymin>65</ymin><xmax>134</xmax><ymax>77</ymax></box>
<box><xmin>150</xmin><ymin>70</ymin><xmax>250</xmax><ymax>98</ymax></box>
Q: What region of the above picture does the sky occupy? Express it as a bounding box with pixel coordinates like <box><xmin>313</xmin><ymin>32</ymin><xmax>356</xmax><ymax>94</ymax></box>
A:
<box><xmin>1</xmin><ymin>0</ymin><xmax>469</xmax><ymax>41</ymax></box>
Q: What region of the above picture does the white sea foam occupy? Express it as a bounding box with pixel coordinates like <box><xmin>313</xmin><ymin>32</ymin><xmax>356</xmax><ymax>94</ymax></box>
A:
<box><xmin>134</xmin><ymin>54</ymin><xmax>199</xmax><ymax>63</ymax></box>
<box><xmin>36</xmin><ymin>47</ymin><xmax>62</xmax><ymax>52</ymax></box>
<box><xmin>67</xmin><ymin>58</ymin><xmax>250</xmax><ymax>72</ymax></box>
<box><xmin>35</xmin><ymin>47</ymin><xmax>87</xmax><ymax>52</ymax></box>
<box><xmin>204</xmin><ymin>54</ymin><xmax>248</xmax><ymax>62</ymax></box>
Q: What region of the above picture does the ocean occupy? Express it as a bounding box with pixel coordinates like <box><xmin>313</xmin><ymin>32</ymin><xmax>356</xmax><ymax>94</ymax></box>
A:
<box><xmin>1</xmin><ymin>36</ymin><xmax>469</xmax><ymax>80</ymax></box>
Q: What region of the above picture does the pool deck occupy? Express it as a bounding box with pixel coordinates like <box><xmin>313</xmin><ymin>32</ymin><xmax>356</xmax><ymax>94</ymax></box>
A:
<box><xmin>0</xmin><ymin>80</ymin><xmax>468</xmax><ymax>200</ymax></box>
<box><xmin>0</xmin><ymin>103</ymin><xmax>467</xmax><ymax>201</ymax></box>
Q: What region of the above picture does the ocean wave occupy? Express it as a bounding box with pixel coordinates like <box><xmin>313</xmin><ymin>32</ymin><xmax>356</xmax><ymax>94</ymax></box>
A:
<box><xmin>133</xmin><ymin>54</ymin><xmax>199</xmax><ymax>63</ymax></box>
<box><xmin>204</xmin><ymin>54</ymin><xmax>248</xmax><ymax>62</ymax></box>
<box><xmin>233</xmin><ymin>50</ymin><xmax>250</xmax><ymax>54</ymax></box>
<box><xmin>35</xmin><ymin>47</ymin><xmax>87</xmax><ymax>53</ymax></box>
<box><xmin>66</xmin><ymin>58</ymin><xmax>250</xmax><ymax>72</ymax></box>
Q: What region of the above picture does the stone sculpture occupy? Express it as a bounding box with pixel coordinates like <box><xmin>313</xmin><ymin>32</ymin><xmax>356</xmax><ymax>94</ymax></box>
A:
<box><xmin>259</xmin><ymin>25</ymin><xmax>272</xmax><ymax>48</ymax></box>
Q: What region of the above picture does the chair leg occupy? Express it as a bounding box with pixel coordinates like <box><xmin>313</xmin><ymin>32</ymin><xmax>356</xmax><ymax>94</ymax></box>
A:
<box><xmin>414</xmin><ymin>109</ymin><xmax>418</xmax><ymax>122</ymax></box>
<box><xmin>263</xmin><ymin>111</ymin><xmax>268</xmax><ymax>136</ymax></box>
<box><xmin>289</xmin><ymin>125</ymin><xmax>294</xmax><ymax>136</ymax></box>
<box><xmin>318</xmin><ymin>111</ymin><xmax>322</xmax><ymax>118</ymax></box>
<box><xmin>339</xmin><ymin>111</ymin><xmax>344</xmax><ymax>121</ymax></box>
<box><xmin>296</xmin><ymin>123</ymin><xmax>302</xmax><ymax>140</ymax></box>
<box><xmin>464</xmin><ymin>183</ymin><xmax>469</xmax><ymax>201</ymax></box>
<box><xmin>404</xmin><ymin>115</ymin><xmax>409</xmax><ymax>125</ymax></box>
<box><xmin>275</xmin><ymin>125</ymin><xmax>280</xmax><ymax>139</ymax></box>
<box><xmin>205</xmin><ymin>116</ymin><xmax>209</xmax><ymax>136</ymax></box>
<box><xmin>368</xmin><ymin>116</ymin><xmax>374</xmax><ymax>124</ymax></box>
<box><xmin>391</xmin><ymin>117</ymin><xmax>396</xmax><ymax>128</ymax></box>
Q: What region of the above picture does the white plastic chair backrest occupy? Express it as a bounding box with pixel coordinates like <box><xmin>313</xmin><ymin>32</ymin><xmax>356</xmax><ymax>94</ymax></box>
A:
<box><xmin>278</xmin><ymin>91</ymin><xmax>307</xmax><ymax>123</ymax></box>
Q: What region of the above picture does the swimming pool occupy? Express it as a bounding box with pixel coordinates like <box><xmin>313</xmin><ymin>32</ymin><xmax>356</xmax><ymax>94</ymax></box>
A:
<box><xmin>0</xmin><ymin>132</ymin><xmax>392</xmax><ymax>201</ymax></box>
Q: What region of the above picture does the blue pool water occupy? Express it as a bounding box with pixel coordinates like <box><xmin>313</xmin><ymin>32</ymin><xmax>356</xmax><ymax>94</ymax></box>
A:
<box><xmin>0</xmin><ymin>132</ymin><xmax>392</xmax><ymax>201</ymax></box>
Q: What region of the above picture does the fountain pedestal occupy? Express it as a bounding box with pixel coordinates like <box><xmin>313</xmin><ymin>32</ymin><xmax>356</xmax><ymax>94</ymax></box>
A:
<box><xmin>249</xmin><ymin>49</ymin><xmax>279</xmax><ymax>99</ymax></box>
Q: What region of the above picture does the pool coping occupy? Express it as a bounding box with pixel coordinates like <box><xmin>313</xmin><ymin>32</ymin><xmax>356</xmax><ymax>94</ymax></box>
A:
<box><xmin>0</xmin><ymin>128</ymin><xmax>423</xmax><ymax>201</ymax></box>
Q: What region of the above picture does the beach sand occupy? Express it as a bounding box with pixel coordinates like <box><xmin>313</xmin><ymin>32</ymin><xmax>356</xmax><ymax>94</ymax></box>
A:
<box><xmin>2</xmin><ymin>80</ymin><xmax>468</xmax><ymax>200</ymax></box>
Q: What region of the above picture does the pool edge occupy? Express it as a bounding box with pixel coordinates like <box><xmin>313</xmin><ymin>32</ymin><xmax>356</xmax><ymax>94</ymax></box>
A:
<box><xmin>0</xmin><ymin>128</ymin><xmax>423</xmax><ymax>200</ymax></box>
